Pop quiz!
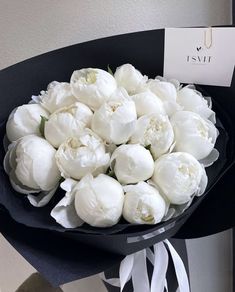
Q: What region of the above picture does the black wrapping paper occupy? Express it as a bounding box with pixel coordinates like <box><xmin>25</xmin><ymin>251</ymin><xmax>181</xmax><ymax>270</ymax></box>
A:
<box><xmin>0</xmin><ymin>210</ymin><xmax>123</xmax><ymax>286</ymax></box>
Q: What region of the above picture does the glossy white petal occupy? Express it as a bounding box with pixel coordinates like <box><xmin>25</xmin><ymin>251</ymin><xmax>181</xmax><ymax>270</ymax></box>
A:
<box><xmin>131</xmin><ymin>90</ymin><xmax>165</xmax><ymax>117</ymax></box>
<box><xmin>6</xmin><ymin>104</ymin><xmax>49</xmax><ymax>142</ymax></box>
<box><xmin>74</xmin><ymin>174</ymin><xmax>124</xmax><ymax>227</ymax></box>
<box><xmin>70</xmin><ymin>68</ymin><xmax>117</xmax><ymax>110</ymax></box>
<box><xmin>44</xmin><ymin>102</ymin><xmax>93</xmax><ymax>148</ymax></box>
<box><xmin>123</xmin><ymin>182</ymin><xmax>166</xmax><ymax>224</ymax></box>
<box><xmin>171</xmin><ymin>111</ymin><xmax>218</xmax><ymax>161</ymax></box>
<box><xmin>91</xmin><ymin>88</ymin><xmax>137</xmax><ymax>144</ymax></box>
<box><xmin>111</xmin><ymin>144</ymin><xmax>154</xmax><ymax>184</ymax></box>
<box><xmin>40</xmin><ymin>82</ymin><xmax>77</xmax><ymax>113</ymax></box>
<box><xmin>152</xmin><ymin>152</ymin><xmax>206</xmax><ymax>205</ymax></box>
<box><xmin>55</xmin><ymin>130</ymin><xmax>110</xmax><ymax>180</ymax></box>
<box><xmin>130</xmin><ymin>114</ymin><xmax>174</xmax><ymax>159</ymax></box>
<box><xmin>114</xmin><ymin>64</ymin><xmax>148</xmax><ymax>94</ymax></box>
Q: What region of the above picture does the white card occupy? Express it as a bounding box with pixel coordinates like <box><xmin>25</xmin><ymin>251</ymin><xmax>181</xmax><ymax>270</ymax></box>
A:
<box><xmin>164</xmin><ymin>27</ymin><xmax>235</xmax><ymax>87</ymax></box>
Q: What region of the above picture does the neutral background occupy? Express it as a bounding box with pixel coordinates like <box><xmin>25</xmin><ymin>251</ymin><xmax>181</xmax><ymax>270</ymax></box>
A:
<box><xmin>0</xmin><ymin>1</ymin><xmax>233</xmax><ymax>291</ymax></box>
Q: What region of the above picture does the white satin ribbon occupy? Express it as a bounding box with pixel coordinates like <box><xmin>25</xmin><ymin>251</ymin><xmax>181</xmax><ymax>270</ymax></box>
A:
<box><xmin>100</xmin><ymin>240</ymin><xmax>190</xmax><ymax>292</ymax></box>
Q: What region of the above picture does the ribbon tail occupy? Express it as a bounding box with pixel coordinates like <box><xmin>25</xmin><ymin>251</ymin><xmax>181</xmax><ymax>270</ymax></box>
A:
<box><xmin>151</xmin><ymin>242</ymin><xmax>169</xmax><ymax>292</ymax></box>
<box><xmin>164</xmin><ymin>240</ymin><xmax>190</xmax><ymax>292</ymax></box>
<box><xmin>119</xmin><ymin>254</ymin><xmax>135</xmax><ymax>291</ymax></box>
<box><xmin>131</xmin><ymin>249</ymin><xmax>150</xmax><ymax>292</ymax></box>
<box><xmin>99</xmin><ymin>272</ymin><xmax>120</xmax><ymax>287</ymax></box>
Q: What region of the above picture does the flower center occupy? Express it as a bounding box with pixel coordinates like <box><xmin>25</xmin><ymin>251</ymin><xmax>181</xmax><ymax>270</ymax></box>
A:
<box><xmin>143</xmin><ymin>117</ymin><xmax>167</xmax><ymax>145</ymax></box>
<box><xmin>108</xmin><ymin>102</ymin><xmax>122</xmax><ymax>113</ymax></box>
<box><xmin>80</xmin><ymin>71</ymin><xmax>97</xmax><ymax>84</ymax></box>
<box><xmin>68</xmin><ymin>138</ymin><xmax>80</xmax><ymax>149</ymax></box>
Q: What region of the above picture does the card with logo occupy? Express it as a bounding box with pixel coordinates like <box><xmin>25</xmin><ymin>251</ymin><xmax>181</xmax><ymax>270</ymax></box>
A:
<box><xmin>164</xmin><ymin>27</ymin><xmax>235</xmax><ymax>86</ymax></box>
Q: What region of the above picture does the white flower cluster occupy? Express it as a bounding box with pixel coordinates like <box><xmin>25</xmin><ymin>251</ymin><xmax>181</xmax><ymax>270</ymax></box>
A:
<box><xmin>4</xmin><ymin>64</ymin><xmax>219</xmax><ymax>228</ymax></box>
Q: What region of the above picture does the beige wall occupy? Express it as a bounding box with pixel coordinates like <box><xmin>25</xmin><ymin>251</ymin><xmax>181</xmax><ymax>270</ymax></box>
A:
<box><xmin>0</xmin><ymin>0</ymin><xmax>232</xmax><ymax>69</ymax></box>
<box><xmin>0</xmin><ymin>1</ymin><xmax>233</xmax><ymax>291</ymax></box>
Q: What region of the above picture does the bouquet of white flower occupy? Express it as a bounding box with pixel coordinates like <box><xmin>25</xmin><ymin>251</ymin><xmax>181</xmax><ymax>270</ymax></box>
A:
<box><xmin>3</xmin><ymin>63</ymin><xmax>219</xmax><ymax>232</ymax></box>
<box><xmin>0</xmin><ymin>29</ymin><xmax>234</xmax><ymax>291</ymax></box>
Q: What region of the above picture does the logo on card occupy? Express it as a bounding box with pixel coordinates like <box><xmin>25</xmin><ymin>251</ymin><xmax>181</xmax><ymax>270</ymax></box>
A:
<box><xmin>187</xmin><ymin>46</ymin><xmax>212</xmax><ymax>65</ymax></box>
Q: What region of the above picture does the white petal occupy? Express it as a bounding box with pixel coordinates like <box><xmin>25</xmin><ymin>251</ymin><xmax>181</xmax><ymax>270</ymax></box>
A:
<box><xmin>27</xmin><ymin>185</ymin><xmax>58</xmax><ymax>207</ymax></box>
<box><xmin>71</xmin><ymin>68</ymin><xmax>117</xmax><ymax>110</ymax></box>
<box><xmin>74</xmin><ymin>174</ymin><xmax>124</xmax><ymax>227</ymax></box>
<box><xmin>50</xmin><ymin>187</ymin><xmax>84</xmax><ymax>228</ymax></box>
<box><xmin>114</xmin><ymin>64</ymin><xmax>148</xmax><ymax>94</ymax></box>
<box><xmin>60</xmin><ymin>178</ymin><xmax>78</xmax><ymax>192</ymax></box>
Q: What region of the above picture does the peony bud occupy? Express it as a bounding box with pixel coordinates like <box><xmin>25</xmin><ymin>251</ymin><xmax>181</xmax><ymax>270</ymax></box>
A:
<box><xmin>171</xmin><ymin>111</ymin><xmax>218</xmax><ymax>161</ymax></box>
<box><xmin>40</xmin><ymin>82</ymin><xmax>77</xmax><ymax>113</ymax></box>
<box><xmin>147</xmin><ymin>79</ymin><xmax>181</xmax><ymax>116</ymax></box>
<box><xmin>44</xmin><ymin>102</ymin><xmax>93</xmax><ymax>148</ymax></box>
<box><xmin>4</xmin><ymin>135</ymin><xmax>60</xmax><ymax>193</ymax></box>
<box><xmin>177</xmin><ymin>86</ymin><xmax>215</xmax><ymax>121</ymax></box>
<box><xmin>111</xmin><ymin>144</ymin><xmax>154</xmax><ymax>184</ymax></box>
<box><xmin>130</xmin><ymin>114</ymin><xmax>174</xmax><ymax>159</ymax></box>
<box><xmin>91</xmin><ymin>88</ymin><xmax>137</xmax><ymax>144</ymax></box>
<box><xmin>114</xmin><ymin>64</ymin><xmax>148</xmax><ymax>94</ymax></box>
<box><xmin>123</xmin><ymin>182</ymin><xmax>166</xmax><ymax>224</ymax></box>
<box><xmin>6</xmin><ymin>104</ymin><xmax>49</xmax><ymax>142</ymax></box>
<box><xmin>55</xmin><ymin>129</ymin><xmax>110</xmax><ymax>180</ymax></box>
<box><xmin>74</xmin><ymin>174</ymin><xmax>124</xmax><ymax>227</ymax></box>
<box><xmin>131</xmin><ymin>90</ymin><xmax>165</xmax><ymax>117</ymax></box>
<box><xmin>70</xmin><ymin>68</ymin><xmax>117</xmax><ymax>110</ymax></box>
<box><xmin>152</xmin><ymin>152</ymin><xmax>207</xmax><ymax>205</ymax></box>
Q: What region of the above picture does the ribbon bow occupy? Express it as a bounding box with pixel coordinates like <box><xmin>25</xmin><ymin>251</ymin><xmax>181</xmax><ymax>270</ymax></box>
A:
<box><xmin>100</xmin><ymin>240</ymin><xmax>190</xmax><ymax>292</ymax></box>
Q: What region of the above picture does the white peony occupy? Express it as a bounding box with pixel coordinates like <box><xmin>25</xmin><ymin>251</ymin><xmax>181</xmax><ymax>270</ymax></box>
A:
<box><xmin>40</xmin><ymin>82</ymin><xmax>77</xmax><ymax>113</ymax></box>
<box><xmin>123</xmin><ymin>182</ymin><xmax>166</xmax><ymax>224</ymax></box>
<box><xmin>4</xmin><ymin>135</ymin><xmax>60</xmax><ymax>193</ymax></box>
<box><xmin>111</xmin><ymin>144</ymin><xmax>154</xmax><ymax>184</ymax></box>
<box><xmin>55</xmin><ymin>129</ymin><xmax>110</xmax><ymax>180</ymax></box>
<box><xmin>131</xmin><ymin>90</ymin><xmax>165</xmax><ymax>117</ymax></box>
<box><xmin>6</xmin><ymin>104</ymin><xmax>49</xmax><ymax>142</ymax></box>
<box><xmin>152</xmin><ymin>152</ymin><xmax>207</xmax><ymax>205</ymax></box>
<box><xmin>114</xmin><ymin>63</ymin><xmax>148</xmax><ymax>94</ymax></box>
<box><xmin>177</xmin><ymin>86</ymin><xmax>215</xmax><ymax>121</ymax></box>
<box><xmin>130</xmin><ymin>114</ymin><xmax>174</xmax><ymax>159</ymax></box>
<box><xmin>171</xmin><ymin>111</ymin><xmax>218</xmax><ymax>161</ymax></box>
<box><xmin>70</xmin><ymin>68</ymin><xmax>117</xmax><ymax>110</ymax></box>
<box><xmin>91</xmin><ymin>88</ymin><xmax>137</xmax><ymax>144</ymax></box>
<box><xmin>74</xmin><ymin>174</ymin><xmax>124</xmax><ymax>227</ymax></box>
<box><xmin>147</xmin><ymin>79</ymin><xmax>181</xmax><ymax>116</ymax></box>
<box><xmin>44</xmin><ymin>102</ymin><xmax>93</xmax><ymax>148</ymax></box>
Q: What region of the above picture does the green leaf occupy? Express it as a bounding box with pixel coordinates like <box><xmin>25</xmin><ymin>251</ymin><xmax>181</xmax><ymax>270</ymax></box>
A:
<box><xmin>107</xmin><ymin>64</ymin><xmax>114</xmax><ymax>76</ymax></box>
<box><xmin>145</xmin><ymin>144</ymin><xmax>151</xmax><ymax>151</ymax></box>
<box><xmin>39</xmin><ymin>115</ymin><xmax>48</xmax><ymax>137</ymax></box>
<box><xmin>106</xmin><ymin>167</ymin><xmax>116</xmax><ymax>179</ymax></box>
